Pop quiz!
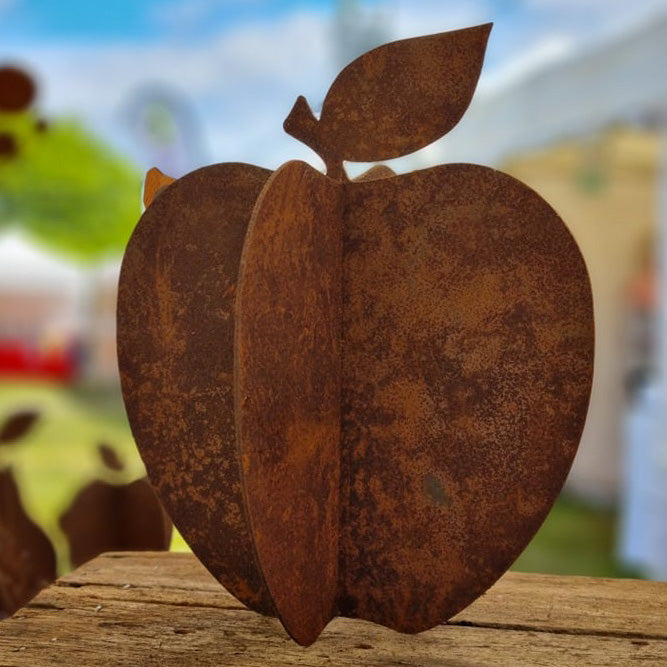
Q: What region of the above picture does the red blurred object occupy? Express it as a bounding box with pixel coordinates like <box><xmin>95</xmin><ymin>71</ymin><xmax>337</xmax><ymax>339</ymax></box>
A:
<box><xmin>627</xmin><ymin>267</ymin><xmax>656</xmax><ymax>310</ymax></box>
<box><xmin>0</xmin><ymin>339</ymin><xmax>77</xmax><ymax>381</ymax></box>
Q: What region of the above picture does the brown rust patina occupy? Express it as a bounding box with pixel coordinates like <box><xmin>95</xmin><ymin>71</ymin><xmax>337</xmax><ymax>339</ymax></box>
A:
<box><xmin>117</xmin><ymin>23</ymin><xmax>594</xmax><ymax>645</ymax></box>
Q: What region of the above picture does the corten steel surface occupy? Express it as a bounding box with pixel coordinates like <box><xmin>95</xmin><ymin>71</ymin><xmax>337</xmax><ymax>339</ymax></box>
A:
<box><xmin>236</xmin><ymin>162</ymin><xmax>342</xmax><ymax>644</ymax></box>
<box><xmin>117</xmin><ymin>23</ymin><xmax>594</xmax><ymax>646</ymax></box>
<box><xmin>283</xmin><ymin>25</ymin><xmax>490</xmax><ymax>179</ymax></box>
<box><xmin>142</xmin><ymin>167</ymin><xmax>175</xmax><ymax>208</ymax></box>
<box><xmin>118</xmin><ymin>163</ymin><xmax>275</xmax><ymax>616</ymax></box>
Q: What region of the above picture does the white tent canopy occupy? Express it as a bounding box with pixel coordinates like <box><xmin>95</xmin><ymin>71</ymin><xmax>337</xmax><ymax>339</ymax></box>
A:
<box><xmin>0</xmin><ymin>229</ymin><xmax>84</xmax><ymax>296</ymax></box>
<box><xmin>440</xmin><ymin>12</ymin><xmax>667</xmax><ymax>166</ymax></box>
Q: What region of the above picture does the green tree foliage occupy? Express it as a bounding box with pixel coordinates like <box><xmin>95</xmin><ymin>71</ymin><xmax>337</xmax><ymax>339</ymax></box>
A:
<box><xmin>0</xmin><ymin>111</ymin><xmax>141</xmax><ymax>257</ymax></box>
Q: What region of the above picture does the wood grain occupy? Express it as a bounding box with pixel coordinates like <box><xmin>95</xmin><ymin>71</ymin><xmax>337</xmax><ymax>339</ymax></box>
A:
<box><xmin>0</xmin><ymin>552</ymin><xmax>663</xmax><ymax>666</ymax></box>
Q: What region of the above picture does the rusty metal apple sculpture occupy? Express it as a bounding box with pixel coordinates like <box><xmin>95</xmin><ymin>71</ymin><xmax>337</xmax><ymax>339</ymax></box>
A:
<box><xmin>117</xmin><ymin>24</ymin><xmax>593</xmax><ymax>646</ymax></box>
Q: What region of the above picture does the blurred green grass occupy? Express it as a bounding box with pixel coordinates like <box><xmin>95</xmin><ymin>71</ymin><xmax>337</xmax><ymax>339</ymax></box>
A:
<box><xmin>0</xmin><ymin>380</ymin><xmax>629</xmax><ymax>579</ymax></box>
<box><xmin>512</xmin><ymin>497</ymin><xmax>631</xmax><ymax>577</ymax></box>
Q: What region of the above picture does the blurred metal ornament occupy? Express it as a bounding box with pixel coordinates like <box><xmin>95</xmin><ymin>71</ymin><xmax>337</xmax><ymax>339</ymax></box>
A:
<box><xmin>0</xmin><ymin>67</ymin><xmax>35</xmax><ymax>113</ymax></box>
<box><xmin>118</xmin><ymin>23</ymin><xmax>594</xmax><ymax>646</ymax></box>
<box><xmin>98</xmin><ymin>443</ymin><xmax>125</xmax><ymax>471</ymax></box>
<box><xmin>0</xmin><ymin>410</ymin><xmax>39</xmax><ymax>444</ymax></box>
<box><xmin>0</xmin><ymin>132</ymin><xmax>18</xmax><ymax>160</ymax></box>
<box><xmin>60</xmin><ymin>477</ymin><xmax>172</xmax><ymax>569</ymax></box>
<box><xmin>0</xmin><ymin>469</ymin><xmax>55</xmax><ymax>617</ymax></box>
<box><xmin>142</xmin><ymin>167</ymin><xmax>176</xmax><ymax>208</ymax></box>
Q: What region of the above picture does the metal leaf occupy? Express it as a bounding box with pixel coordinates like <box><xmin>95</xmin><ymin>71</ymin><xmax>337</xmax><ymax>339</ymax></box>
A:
<box><xmin>0</xmin><ymin>410</ymin><xmax>39</xmax><ymax>445</ymax></box>
<box><xmin>284</xmin><ymin>23</ymin><xmax>491</xmax><ymax>174</ymax></box>
<box><xmin>98</xmin><ymin>442</ymin><xmax>125</xmax><ymax>471</ymax></box>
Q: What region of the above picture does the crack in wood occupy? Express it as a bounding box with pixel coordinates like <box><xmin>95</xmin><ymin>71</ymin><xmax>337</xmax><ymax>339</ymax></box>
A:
<box><xmin>448</xmin><ymin>620</ymin><xmax>666</xmax><ymax>642</ymax></box>
<box><xmin>25</xmin><ymin>592</ymin><xmax>667</xmax><ymax>642</ymax></box>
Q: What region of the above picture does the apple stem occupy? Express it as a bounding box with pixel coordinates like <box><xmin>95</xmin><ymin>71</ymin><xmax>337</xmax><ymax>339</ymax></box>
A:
<box><xmin>324</xmin><ymin>157</ymin><xmax>346</xmax><ymax>181</ymax></box>
<box><xmin>283</xmin><ymin>95</ymin><xmax>347</xmax><ymax>181</ymax></box>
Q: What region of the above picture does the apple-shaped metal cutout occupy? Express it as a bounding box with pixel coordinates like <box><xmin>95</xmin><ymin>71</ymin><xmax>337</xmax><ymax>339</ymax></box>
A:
<box><xmin>117</xmin><ymin>24</ymin><xmax>593</xmax><ymax>646</ymax></box>
<box><xmin>0</xmin><ymin>469</ymin><xmax>55</xmax><ymax>617</ymax></box>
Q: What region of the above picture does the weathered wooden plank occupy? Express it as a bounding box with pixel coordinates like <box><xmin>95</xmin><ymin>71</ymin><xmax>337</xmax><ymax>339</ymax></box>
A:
<box><xmin>0</xmin><ymin>552</ymin><xmax>663</xmax><ymax>666</ymax></box>
<box><xmin>2</xmin><ymin>594</ymin><xmax>665</xmax><ymax>667</ymax></box>
<box><xmin>58</xmin><ymin>552</ymin><xmax>667</xmax><ymax>639</ymax></box>
<box><xmin>60</xmin><ymin>552</ymin><xmax>222</xmax><ymax>593</ymax></box>
<box><xmin>459</xmin><ymin>572</ymin><xmax>667</xmax><ymax>640</ymax></box>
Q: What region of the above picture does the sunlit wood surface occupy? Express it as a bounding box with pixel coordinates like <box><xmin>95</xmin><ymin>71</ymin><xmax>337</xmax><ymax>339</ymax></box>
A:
<box><xmin>0</xmin><ymin>551</ymin><xmax>665</xmax><ymax>666</ymax></box>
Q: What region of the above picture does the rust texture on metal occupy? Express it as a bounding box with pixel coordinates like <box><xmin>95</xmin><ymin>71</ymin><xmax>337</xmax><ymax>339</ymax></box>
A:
<box><xmin>117</xmin><ymin>163</ymin><xmax>275</xmax><ymax>615</ymax></box>
<box><xmin>143</xmin><ymin>166</ymin><xmax>176</xmax><ymax>208</ymax></box>
<box><xmin>283</xmin><ymin>24</ymin><xmax>490</xmax><ymax>179</ymax></box>
<box><xmin>236</xmin><ymin>161</ymin><xmax>342</xmax><ymax>644</ymax></box>
<box><xmin>339</xmin><ymin>165</ymin><xmax>592</xmax><ymax>632</ymax></box>
<box><xmin>117</xmin><ymin>23</ymin><xmax>595</xmax><ymax>646</ymax></box>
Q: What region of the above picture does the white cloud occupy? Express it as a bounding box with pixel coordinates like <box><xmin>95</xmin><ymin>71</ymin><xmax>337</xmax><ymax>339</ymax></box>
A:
<box><xmin>522</xmin><ymin>0</ymin><xmax>667</xmax><ymax>34</ymax></box>
<box><xmin>5</xmin><ymin>0</ymin><xmax>666</xmax><ymax>177</ymax></box>
<box><xmin>479</xmin><ymin>33</ymin><xmax>574</xmax><ymax>95</ymax></box>
<box><xmin>6</xmin><ymin>9</ymin><xmax>335</xmax><ymax>171</ymax></box>
<box><xmin>390</xmin><ymin>0</ymin><xmax>493</xmax><ymax>39</ymax></box>
<box><xmin>149</xmin><ymin>0</ymin><xmax>220</xmax><ymax>32</ymax></box>
<box><xmin>525</xmin><ymin>0</ymin><xmax>661</xmax><ymax>8</ymax></box>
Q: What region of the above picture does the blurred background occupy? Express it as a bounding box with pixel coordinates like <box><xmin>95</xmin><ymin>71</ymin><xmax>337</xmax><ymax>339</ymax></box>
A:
<box><xmin>1</xmin><ymin>0</ymin><xmax>666</xmax><ymax>613</ymax></box>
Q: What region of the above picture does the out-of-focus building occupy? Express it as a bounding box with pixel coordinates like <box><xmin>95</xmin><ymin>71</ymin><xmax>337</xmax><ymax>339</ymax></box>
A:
<box><xmin>85</xmin><ymin>259</ymin><xmax>122</xmax><ymax>386</ymax></box>
<box><xmin>440</xmin><ymin>13</ymin><xmax>667</xmax><ymax>167</ymax></box>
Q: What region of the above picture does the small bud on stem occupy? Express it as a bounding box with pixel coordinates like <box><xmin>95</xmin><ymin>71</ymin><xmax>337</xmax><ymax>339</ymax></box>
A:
<box><xmin>283</xmin><ymin>96</ymin><xmax>346</xmax><ymax>181</ymax></box>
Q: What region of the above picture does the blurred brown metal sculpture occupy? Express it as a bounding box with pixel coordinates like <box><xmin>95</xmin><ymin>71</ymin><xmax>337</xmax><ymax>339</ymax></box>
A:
<box><xmin>0</xmin><ymin>468</ymin><xmax>55</xmax><ymax>618</ymax></box>
<box><xmin>0</xmin><ymin>65</ymin><xmax>42</xmax><ymax>160</ymax></box>
<box><xmin>117</xmin><ymin>24</ymin><xmax>594</xmax><ymax>646</ymax></box>
<box><xmin>59</xmin><ymin>445</ymin><xmax>173</xmax><ymax>569</ymax></box>
<box><xmin>60</xmin><ymin>475</ymin><xmax>173</xmax><ymax>569</ymax></box>
<box><xmin>0</xmin><ymin>67</ymin><xmax>35</xmax><ymax>113</ymax></box>
<box><xmin>0</xmin><ymin>410</ymin><xmax>39</xmax><ymax>445</ymax></box>
<box><xmin>0</xmin><ymin>406</ymin><xmax>172</xmax><ymax>618</ymax></box>
<box><xmin>0</xmin><ymin>68</ymin><xmax>173</xmax><ymax>619</ymax></box>
<box><xmin>0</xmin><ymin>410</ymin><xmax>54</xmax><ymax>619</ymax></box>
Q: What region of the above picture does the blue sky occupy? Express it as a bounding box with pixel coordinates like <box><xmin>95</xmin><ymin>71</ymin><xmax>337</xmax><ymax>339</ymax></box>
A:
<box><xmin>2</xmin><ymin>0</ymin><xmax>658</xmax><ymax>46</ymax></box>
<box><xmin>2</xmin><ymin>0</ymin><xmax>666</xmax><ymax>174</ymax></box>
<box><xmin>0</xmin><ymin>1</ymin><xmax>586</xmax><ymax>52</ymax></box>
<box><xmin>2</xmin><ymin>0</ymin><xmax>335</xmax><ymax>43</ymax></box>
